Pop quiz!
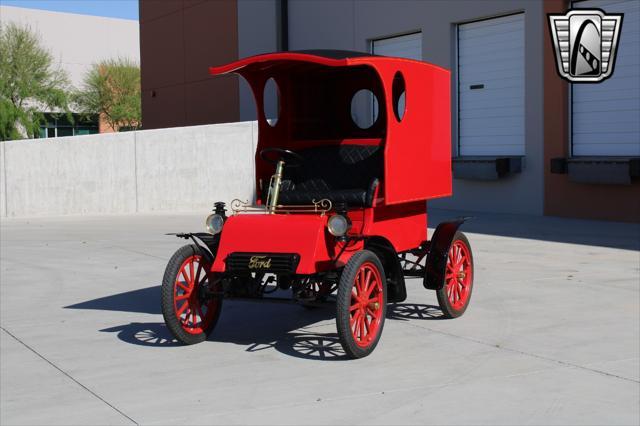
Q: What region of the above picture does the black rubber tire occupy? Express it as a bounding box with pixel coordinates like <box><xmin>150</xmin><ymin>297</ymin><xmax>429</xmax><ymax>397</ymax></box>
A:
<box><xmin>436</xmin><ymin>232</ymin><xmax>474</xmax><ymax>319</ymax></box>
<box><xmin>161</xmin><ymin>244</ymin><xmax>222</xmax><ymax>345</ymax></box>
<box><xmin>336</xmin><ymin>250</ymin><xmax>387</xmax><ymax>359</ymax></box>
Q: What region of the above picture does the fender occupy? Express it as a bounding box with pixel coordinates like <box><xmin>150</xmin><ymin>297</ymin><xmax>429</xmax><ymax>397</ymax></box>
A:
<box><xmin>423</xmin><ymin>218</ymin><xmax>470</xmax><ymax>290</ymax></box>
<box><xmin>170</xmin><ymin>232</ymin><xmax>220</xmax><ymax>257</ymax></box>
<box><xmin>365</xmin><ymin>236</ymin><xmax>407</xmax><ymax>303</ymax></box>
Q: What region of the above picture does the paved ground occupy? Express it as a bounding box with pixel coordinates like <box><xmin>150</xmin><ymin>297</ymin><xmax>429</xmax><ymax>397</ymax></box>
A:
<box><xmin>1</xmin><ymin>210</ymin><xmax>639</xmax><ymax>425</ymax></box>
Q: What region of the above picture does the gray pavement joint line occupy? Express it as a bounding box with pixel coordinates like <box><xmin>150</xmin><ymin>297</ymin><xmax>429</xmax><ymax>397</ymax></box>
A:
<box><xmin>0</xmin><ymin>326</ymin><xmax>139</xmax><ymax>426</ymax></box>
<box><xmin>403</xmin><ymin>321</ymin><xmax>640</xmax><ymax>384</ymax></box>
<box><xmin>107</xmin><ymin>244</ymin><xmax>167</xmax><ymax>260</ymax></box>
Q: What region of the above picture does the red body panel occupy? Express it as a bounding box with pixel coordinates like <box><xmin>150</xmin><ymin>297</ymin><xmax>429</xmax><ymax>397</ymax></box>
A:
<box><xmin>212</xmin><ymin>202</ymin><xmax>426</xmax><ymax>275</ymax></box>
<box><xmin>374</xmin><ymin>60</ymin><xmax>452</xmax><ymax>204</ymax></box>
<box><xmin>364</xmin><ymin>201</ymin><xmax>427</xmax><ymax>251</ymax></box>
<box><xmin>212</xmin><ymin>214</ymin><xmax>364</xmax><ymax>274</ymax></box>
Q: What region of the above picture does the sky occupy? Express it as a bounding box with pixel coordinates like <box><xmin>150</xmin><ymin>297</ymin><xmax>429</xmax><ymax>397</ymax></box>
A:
<box><xmin>1</xmin><ymin>0</ymin><xmax>139</xmax><ymax>20</ymax></box>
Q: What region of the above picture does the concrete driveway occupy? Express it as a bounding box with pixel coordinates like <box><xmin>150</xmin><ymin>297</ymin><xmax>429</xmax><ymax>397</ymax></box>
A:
<box><xmin>1</xmin><ymin>210</ymin><xmax>639</xmax><ymax>425</ymax></box>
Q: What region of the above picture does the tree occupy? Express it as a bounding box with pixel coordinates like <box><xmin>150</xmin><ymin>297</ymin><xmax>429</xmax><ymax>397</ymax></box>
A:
<box><xmin>0</xmin><ymin>22</ymin><xmax>71</xmax><ymax>141</ymax></box>
<box><xmin>75</xmin><ymin>58</ymin><xmax>141</xmax><ymax>131</ymax></box>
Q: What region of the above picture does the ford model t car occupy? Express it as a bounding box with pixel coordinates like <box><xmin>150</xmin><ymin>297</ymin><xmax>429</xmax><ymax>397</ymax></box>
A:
<box><xmin>161</xmin><ymin>50</ymin><xmax>473</xmax><ymax>358</ymax></box>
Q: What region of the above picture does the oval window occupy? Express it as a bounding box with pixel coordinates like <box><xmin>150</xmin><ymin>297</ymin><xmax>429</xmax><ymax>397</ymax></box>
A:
<box><xmin>263</xmin><ymin>77</ymin><xmax>279</xmax><ymax>127</ymax></box>
<box><xmin>392</xmin><ymin>72</ymin><xmax>406</xmax><ymax>122</ymax></box>
<box><xmin>350</xmin><ymin>89</ymin><xmax>379</xmax><ymax>129</ymax></box>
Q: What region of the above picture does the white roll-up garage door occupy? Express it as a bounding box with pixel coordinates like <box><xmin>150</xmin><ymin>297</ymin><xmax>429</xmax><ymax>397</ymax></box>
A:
<box><xmin>458</xmin><ymin>14</ymin><xmax>525</xmax><ymax>156</ymax></box>
<box><xmin>372</xmin><ymin>32</ymin><xmax>422</xmax><ymax>60</ymax></box>
<box><xmin>572</xmin><ymin>0</ymin><xmax>640</xmax><ymax>156</ymax></box>
<box><xmin>370</xmin><ymin>33</ymin><xmax>422</xmax><ymax>124</ymax></box>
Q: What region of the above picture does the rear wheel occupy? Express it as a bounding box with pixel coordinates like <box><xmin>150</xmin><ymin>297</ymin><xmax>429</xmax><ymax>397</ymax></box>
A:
<box><xmin>336</xmin><ymin>250</ymin><xmax>386</xmax><ymax>359</ymax></box>
<box><xmin>161</xmin><ymin>244</ymin><xmax>222</xmax><ymax>345</ymax></box>
<box><xmin>436</xmin><ymin>232</ymin><xmax>474</xmax><ymax>318</ymax></box>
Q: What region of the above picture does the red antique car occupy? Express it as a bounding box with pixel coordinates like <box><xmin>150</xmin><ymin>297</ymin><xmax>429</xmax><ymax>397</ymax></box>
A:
<box><xmin>161</xmin><ymin>50</ymin><xmax>474</xmax><ymax>358</ymax></box>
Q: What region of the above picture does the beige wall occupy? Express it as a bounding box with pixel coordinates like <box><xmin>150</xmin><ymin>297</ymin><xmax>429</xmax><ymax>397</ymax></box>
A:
<box><xmin>0</xmin><ymin>5</ymin><xmax>139</xmax><ymax>89</ymax></box>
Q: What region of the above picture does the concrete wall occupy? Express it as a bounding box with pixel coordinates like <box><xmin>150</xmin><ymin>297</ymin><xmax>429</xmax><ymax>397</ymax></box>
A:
<box><xmin>134</xmin><ymin>122</ymin><xmax>255</xmax><ymax>212</ymax></box>
<box><xmin>281</xmin><ymin>0</ymin><xmax>546</xmax><ymax>215</ymax></box>
<box><xmin>0</xmin><ymin>122</ymin><xmax>257</xmax><ymax>218</ymax></box>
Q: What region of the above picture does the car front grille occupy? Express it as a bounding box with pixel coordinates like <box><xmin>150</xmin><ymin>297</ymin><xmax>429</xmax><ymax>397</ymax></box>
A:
<box><xmin>225</xmin><ymin>252</ymin><xmax>300</xmax><ymax>274</ymax></box>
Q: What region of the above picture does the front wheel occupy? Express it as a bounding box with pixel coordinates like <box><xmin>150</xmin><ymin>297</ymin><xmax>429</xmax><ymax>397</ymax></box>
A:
<box><xmin>336</xmin><ymin>250</ymin><xmax>387</xmax><ymax>359</ymax></box>
<box><xmin>436</xmin><ymin>232</ymin><xmax>474</xmax><ymax>318</ymax></box>
<box><xmin>161</xmin><ymin>244</ymin><xmax>222</xmax><ymax>345</ymax></box>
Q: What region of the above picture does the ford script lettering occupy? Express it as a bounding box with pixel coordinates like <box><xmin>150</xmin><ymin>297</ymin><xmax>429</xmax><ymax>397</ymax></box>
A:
<box><xmin>248</xmin><ymin>256</ymin><xmax>272</xmax><ymax>269</ymax></box>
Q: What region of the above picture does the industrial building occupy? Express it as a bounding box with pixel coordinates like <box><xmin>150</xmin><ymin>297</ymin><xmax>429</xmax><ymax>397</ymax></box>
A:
<box><xmin>139</xmin><ymin>0</ymin><xmax>639</xmax><ymax>222</ymax></box>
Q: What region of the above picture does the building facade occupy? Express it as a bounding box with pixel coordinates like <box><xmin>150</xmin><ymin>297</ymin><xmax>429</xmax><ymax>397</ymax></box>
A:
<box><xmin>138</xmin><ymin>0</ymin><xmax>239</xmax><ymax>129</ymax></box>
<box><xmin>139</xmin><ymin>0</ymin><xmax>639</xmax><ymax>222</ymax></box>
<box><xmin>1</xmin><ymin>5</ymin><xmax>140</xmax><ymax>136</ymax></box>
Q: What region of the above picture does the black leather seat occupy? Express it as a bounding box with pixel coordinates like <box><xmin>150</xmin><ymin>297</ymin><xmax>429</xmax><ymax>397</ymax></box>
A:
<box><xmin>277</xmin><ymin>145</ymin><xmax>382</xmax><ymax>208</ymax></box>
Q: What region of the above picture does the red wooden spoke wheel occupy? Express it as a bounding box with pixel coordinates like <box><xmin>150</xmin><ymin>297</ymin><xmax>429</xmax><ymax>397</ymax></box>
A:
<box><xmin>162</xmin><ymin>245</ymin><xmax>222</xmax><ymax>345</ymax></box>
<box><xmin>336</xmin><ymin>250</ymin><xmax>387</xmax><ymax>359</ymax></box>
<box><xmin>173</xmin><ymin>255</ymin><xmax>218</xmax><ymax>334</ymax></box>
<box><xmin>436</xmin><ymin>232</ymin><xmax>474</xmax><ymax>318</ymax></box>
<box><xmin>349</xmin><ymin>262</ymin><xmax>384</xmax><ymax>347</ymax></box>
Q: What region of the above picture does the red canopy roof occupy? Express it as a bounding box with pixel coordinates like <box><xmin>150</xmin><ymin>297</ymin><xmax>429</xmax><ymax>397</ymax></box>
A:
<box><xmin>209</xmin><ymin>50</ymin><xmax>444</xmax><ymax>77</ymax></box>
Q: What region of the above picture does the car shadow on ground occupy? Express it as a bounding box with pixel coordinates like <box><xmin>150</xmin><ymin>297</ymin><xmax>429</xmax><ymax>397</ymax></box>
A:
<box><xmin>66</xmin><ymin>285</ymin><xmax>444</xmax><ymax>361</ymax></box>
<box><xmin>428</xmin><ymin>208</ymin><xmax>640</xmax><ymax>251</ymax></box>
